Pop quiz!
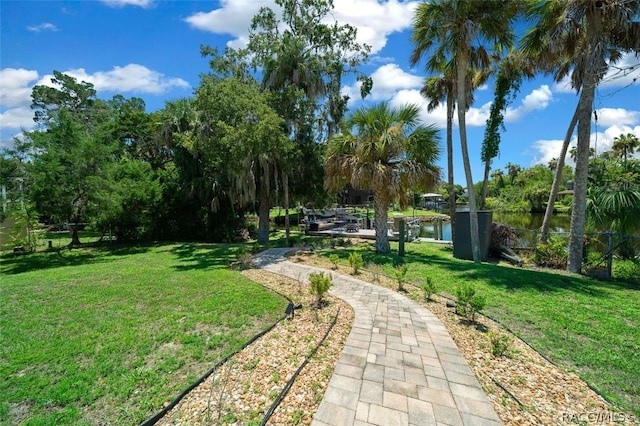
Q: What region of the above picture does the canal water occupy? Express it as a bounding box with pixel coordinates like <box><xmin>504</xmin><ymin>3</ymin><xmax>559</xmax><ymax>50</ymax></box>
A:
<box><xmin>419</xmin><ymin>212</ymin><xmax>572</xmax><ymax>241</ymax></box>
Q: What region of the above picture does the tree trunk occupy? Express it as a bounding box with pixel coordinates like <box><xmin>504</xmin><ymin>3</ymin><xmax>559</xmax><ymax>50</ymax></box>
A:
<box><xmin>257</xmin><ymin>190</ymin><xmax>271</xmax><ymax>244</ymax></box>
<box><xmin>446</xmin><ymin>94</ymin><xmax>456</xmax><ymax>241</ymax></box>
<box><xmin>68</xmin><ymin>212</ymin><xmax>82</xmax><ymax>247</ymax></box>
<box><xmin>567</xmin><ymin>78</ymin><xmax>596</xmax><ymax>273</ymax></box>
<box><xmin>373</xmin><ymin>190</ymin><xmax>390</xmax><ymax>253</ymax></box>
<box><xmin>540</xmin><ymin>106</ymin><xmax>578</xmax><ymax>243</ymax></box>
<box><xmin>456</xmin><ymin>46</ymin><xmax>481</xmax><ymax>263</ymax></box>
<box><xmin>283</xmin><ymin>172</ymin><xmax>290</xmax><ymax>246</ymax></box>
<box><xmin>480</xmin><ymin>160</ymin><xmax>490</xmax><ymax>210</ymax></box>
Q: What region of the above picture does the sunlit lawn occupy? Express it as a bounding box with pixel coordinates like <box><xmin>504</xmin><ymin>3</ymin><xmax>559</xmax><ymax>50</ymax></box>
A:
<box><xmin>0</xmin><ymin>242</ymin><xmax>287</xmax><ymax>425</ymax></box>
<box><xmin>318</xmin><ymin>241</ymin><xmax>640</xmax><ymax>417</ymax></box>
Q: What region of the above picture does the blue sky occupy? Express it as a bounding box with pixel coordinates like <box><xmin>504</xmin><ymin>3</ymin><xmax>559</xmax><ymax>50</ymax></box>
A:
<box><xmin>1</xmin><ymin>0</ymin><xmax>639</xmax><ymax>186</ymax></box>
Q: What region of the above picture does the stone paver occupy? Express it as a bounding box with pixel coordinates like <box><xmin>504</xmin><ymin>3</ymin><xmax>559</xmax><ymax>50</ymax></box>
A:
<box><xmin>254</xmin><ymin>249</ymin><xmax>501</xmax><ymax>426</ymax></box>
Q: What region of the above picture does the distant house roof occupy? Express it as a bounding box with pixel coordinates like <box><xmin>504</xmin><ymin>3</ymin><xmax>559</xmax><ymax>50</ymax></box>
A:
<box><xmin>421</xmin><ymin>193</ymin><xmax>442</xmax><ymax>198</ymax></box>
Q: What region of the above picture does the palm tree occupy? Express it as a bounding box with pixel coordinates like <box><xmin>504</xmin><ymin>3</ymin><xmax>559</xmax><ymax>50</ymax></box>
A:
<box><xmin>417</xmin><ymin>73</ymin><xmax>457</xmax><ymax>237</ymax></box>
<box><xmin>540</xmin><ymin>108</ymin><xmax>578</xmax><ymax>243</ymax></box>
<box><xmin>412</xmin><ymin>62</ymin><xmax>485</xmax><ymax>239</ymax></box>
<box><xmin>410</xmin><ymin>0</ymin><xmax>519</xmax><ymax>262</ymax></box>
<box><xmin>523</xmin><ymin>0</ymin><xmax>640</xmax><ymax>273</ymax></box>
<box><xmin>324</xmin><ymin>103</ymin><xmax>441</xmax><ymax>253</ymax></box>
<box><xmin>613</xmin><ymin>133</ymin><xmax>640</xmax><ymax>168</ymax></box>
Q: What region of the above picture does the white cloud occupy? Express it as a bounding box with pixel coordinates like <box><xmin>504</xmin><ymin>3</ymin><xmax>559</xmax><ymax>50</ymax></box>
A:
<box><xmin>389</xmin><ymin>88</ymin><xmax>446</xmax><ymax>127</ymax></box>
<box><xmin>100</xmin><ymin>0</ymin><xmax>153</xmax><ymax>8</ymax></box>
<box><xmin>553</xmin><ymin>53</ymin><xmax>639</xmax><ymax>93</ymax></box>
<box><xmin>26</xmin><ymin>23</ymin><xmax>58</xmax><ymax>32</ymax></box>
<box><xmin>505</xmin><ymin>85</ymin><xmax>553</xmax><ymax>121</ymax></box>
<box><xmin>185</xmin><ymin>0</ymin><xmax>275</xmax><ymax>43</ymax></box>
<box><xmin>553</xmin><ymin>75</ymin><xmax>575</xmax><ymax>94</ymax></box>
<box><xmin>601</xmin><ymin>52</ymin><xmax>640</xmax><ymax>88</ymax></box>
<box><xmin>531</xmin><ymin>138</ymin><xmax>573</xmax><ymax>167</ymax></box>
<box><xmin>331</xmin><ymin>0</ymin><xmax>418</xmax><ymax>53</ymax></box>
<box><xmin>369</xmin><ymin>64</ymin><xmax>422</xmax><ymax>100</ymax></box>
<box><xmin>342</xmin><ymin>63</ymin><xmax>422</xmax><ymax>104</ymax></box>
<box><xmin>185</xmin><ymin>0</ymin><xmax>418</xmax><ymax>54</ymax></box>
<box><xmin>0</xmin><ymin>68</ymin><xmax>39</xmax><ymax>108</ymax></box>
<box><xmin>0</xmin><ymin>65</ymin><xmax>189</xmax><ymax>135</ymax></box>
<box><xmin>0</xmin><ymin>108</ymin><xmax>35</xmax><ymax>131</ymax></box>
<box><xmin>530</xmin><ymin>124</ymin><xmax>640</xmax><ymax>167</ymax></box>
<box><xmin>0</xmin><ymin>132</ymin><xmax>25</xmax><ymax>151</ymax></box>
<box><xmin>37</xmin><ymin>64</ymin><xmax>190</xmax><ymax>95</ymax></box>
<box><xmin>594</xmin><ymin>107</ymin><xmax>639</xmax><ymax>127</ymax></box>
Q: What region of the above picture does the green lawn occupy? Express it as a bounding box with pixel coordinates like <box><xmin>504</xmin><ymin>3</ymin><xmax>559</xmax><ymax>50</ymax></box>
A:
<box><xmin>0</xmin><ymin>242</ymin><xmax>287</xmax><ymax>425</ymax></box>
<box><xmin>318</xmin><ymin>241</ymin><xmax>640</xmax><ymax>417</ymax></box>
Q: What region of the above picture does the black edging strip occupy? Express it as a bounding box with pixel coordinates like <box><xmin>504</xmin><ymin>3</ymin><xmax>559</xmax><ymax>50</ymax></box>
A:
<box><xmin>139</xmin><ymin>282</ymin><xmax>294</xmax><ymax>426</ymax></box>
<box><xmin>260</xmin><ymin>306</ymin><xmax>341</xmax><ymax>426</ymax></box>
<box><xmin>399</xmin><ymin>279</ymin><xmax>617</xmax><ymax>407</ymax></box>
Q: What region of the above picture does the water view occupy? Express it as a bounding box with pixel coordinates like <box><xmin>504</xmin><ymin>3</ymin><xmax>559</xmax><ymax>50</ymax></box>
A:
<box><xmin>418</xmin><ymin>212</ymin><xmax>572</xmax><ymax>241</ymax></box>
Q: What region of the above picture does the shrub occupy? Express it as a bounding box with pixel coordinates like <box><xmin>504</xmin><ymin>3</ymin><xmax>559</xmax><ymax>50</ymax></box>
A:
<box><xmin>367</xmin><ymin>262</ymin><xmax>383</xmax><ymax>283</ymax></box>
<box><xmin>422</xmin><ymin>276</ymin><xmax>437</xmax><ymax>301</ymax></box>
<box><xmin>488</xmin><ymin>330</ymin><xmax>512</xmax><ymax>357</ymax></box>
<box><xmin>348</xmin><ymin>252</ymin><xmax>363</xmax><ymax>274</ymax></box>
<box><xmin>613</xmin><ymin>259</ymin><xmax>640</xmax><ymax>284</ymax></box>
<box><xmin>232</xmin><ymin>252</ymin><xmax>254</xmax><ymax>270</ymax></box>
<box><xmin>394</xmin><ymin>264</ymin><xmax>409</xmax><ymax>292</ymax></box>
<box><xmin>532</xmin><ymin>235</ymin><xmax>568</xmax><ymax>269</ymax></box>
<box><xmin>329</xmin><ymin>254</ymin><xmax>339</xmax><ymax>270</ymax></box>
<box><xmin>455</xmin><ymin>283</ymin><xmax>486</xmax><ymax>322</ymax></box>
<box><xmin>308</xmin><ymin>272</ymin><xmax>333</xmax><ymax>308</ymax></box>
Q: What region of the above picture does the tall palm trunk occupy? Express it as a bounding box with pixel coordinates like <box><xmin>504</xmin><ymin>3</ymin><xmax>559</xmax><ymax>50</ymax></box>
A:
<box><xmin>540</xmin><ymin>106</ymin><xmax>578</xmax><ymax>243</ymax></box>
<box><xmin>446</xmin><ymin>94</ymin><xmax>456</xmax><ymax>241</ymax></box>
<box><xmin>373</xmin><ymin>188</ymin><xmax>391</xmax><ymax>253</ymax></box>
<box><xmin>456</xmin><ymin>46</ymin><xmax>481</xmax><ymax>263</ymax></box>
<box><xmin>567</xmin><ymin>75</ymin><xmax>596</xmax><ymax>273</ymax></box>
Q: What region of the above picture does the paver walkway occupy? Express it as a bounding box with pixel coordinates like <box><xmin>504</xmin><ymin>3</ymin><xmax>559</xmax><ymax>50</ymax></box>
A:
<box><xmin>253</xmin><ymin>249</ymin><xmax>501</xmax><ymax>426</ymax></box>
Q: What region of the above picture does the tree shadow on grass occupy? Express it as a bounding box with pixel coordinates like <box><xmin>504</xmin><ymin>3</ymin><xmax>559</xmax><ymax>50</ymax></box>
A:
<box><xmin>168</xmin><ymin>242</ymin><xmax>246</xmax><ymax>271</ymax></box>
<box><xmin>328</xmin><ymin>242</ymin><xmax>637</xmax><ymax>298</ymax></box>
<box><xmin>0</xmin><ymin>243</ymin><xmax>154</xmax><ymax>275</ymax></box>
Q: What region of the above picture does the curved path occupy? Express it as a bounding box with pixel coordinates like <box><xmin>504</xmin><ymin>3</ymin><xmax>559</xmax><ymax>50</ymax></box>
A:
<box><xmin>254</xmin><ymin>249</ymin><xmax>501</xmax><ymax>426</ymax></box>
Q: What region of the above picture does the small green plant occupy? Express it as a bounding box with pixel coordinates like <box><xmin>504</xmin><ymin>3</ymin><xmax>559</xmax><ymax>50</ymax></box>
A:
<box><xmin>308</xmin><ymin>272</ymin><xmax>333</xmax><ymax>308</ymax></box>
<box><xmin>233</xmin><ymin>252</ymin><xmax>254</xmax><ymax>270</ymax></box>
<box><xmin>348</xmin><ymin>252</ymin><xmax>363</xmax><ymax>274</ymax></box>
<box><xmin>422</xmin><ymin>276</ymin><xmax>437</xmax><ymax>301</ymax></box>
<box><xmin>367</xmin><ymin>262</ymin><xmax>383</xmax><ymax>283</ymax></box>
<box><xmin>291</xmin><ymin>409</ymin><xmax>306</xmax><ymax>425</ymax></box>
<box><xmin>309</xmin><ymin>240</ymin><xmax>317</xmax><ymax>251</ymax></box>
<box><xmin>242</xmin><ymin>357</ymin><xmax>261</xmax><ymax>371</ymax></box>
<box><xmin>394</xmin><ymin>264</ymin><xmax>409</xmax><ymax>291</ymax></box>
<box><xmin>455</xmin><ymin>283</ymin><xmax>486</xmax><ymax>322</ymax></box>
<box><xmin>329</xmin><ymin>254</ymin><xmax>339</xmax><ymax>270</ymax></box>
<box><xmin>488</xmin><ymin>330</ymin><xmax>512</xmax><ymax>357</ymax></box>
